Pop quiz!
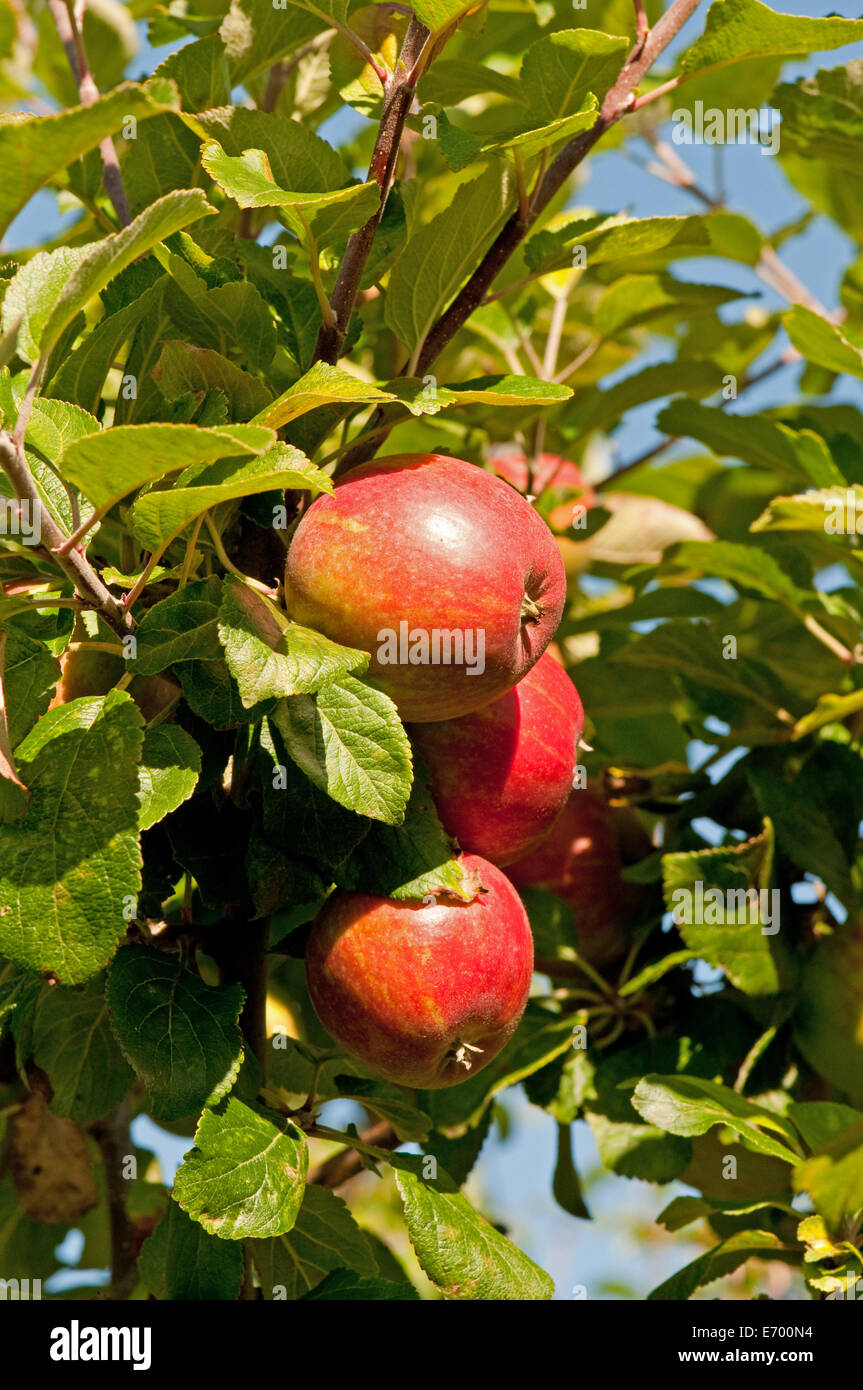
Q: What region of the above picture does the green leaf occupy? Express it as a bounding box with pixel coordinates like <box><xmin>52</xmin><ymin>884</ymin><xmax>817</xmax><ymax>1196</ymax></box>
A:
<box><xmin>218</xmin><ymin>575</ymin><xmax>367</xmax><ymax>708</ymax></box>
<box><xmin>220</xmin><ymin>0</ymin><xmax>321</xmax><ymax>83</ymax></box>
<box><xmin>272</xmin><ymin>675</ymin><xmax>413</xmax><ymax>825</ymax></box>
<box><xmin>524</xmin><ymin>214</ymin><xmax>712</xmax><ymax>277</ymax></box>
<box><xmin>196</xmin><ymin>94</ymin><xmax>351</xmax><ymax>194</ymax></box>
<box><xmin>131</xmin><ymin>444</ymin><xmax>327</xmax><ymax>552</ymax></box>
<box><xmin>410</xmin><ymin>0</ymin><xmax>476</xmax><ymax>33</ymax></box>
<box><xmin>31</xmin><ymin>978</ymin><xmax>134</xmax><ymax>1122</ymax></box>
<box><xmin>106</xmin><ymin>944</ymin><xmax>244</xmax><ymax>1122</ymax></box>
<box><xmin>659</xmin><ymin>539</ymin><xmax>812</xmax><ymax>609</ymax></box>
<box><xmin>384</xmin><ymin>160</ymin><xmax>514</xmax><ymax>358</ymax></box>
<box><xmin>783</xmin><ymin>304</ymin><xmax>863</xmax><ymax>380</ymax></box>
<box><xmin>580</xmin><ymin>1037</ymin><xmax>702</xmax><ymax>1184</ymax></box>
<box><xmin>38</xmin><ymin>189</ymin><xmax>216</xmax><ymax>365</ymax></box>
<box><xmin>155</xmin><ymin>33</ymin><xmax>232</xmax><ymax>110</ymax></box>
<box><xmin>0</xmin><ymin>625</ymin><xmax>60</xmax><ymax>749</ymax></box>
<box><xmin>49</xmin><ymin>278</ymin><xmax>168</xmax><ymax>416</ymax></box>
<box><xmin>789</xmin><ymin>1101</ymin><xmax>863</xmax><ymax>1153</ymax></box>
<box><xmin>751</xmin><ymin>486</ymin><xmax>861</xmax><ymax>535</ymax></box>
<box><xmin>385</xmin><ymin>373</ymin><xmax>572</xmax><ymax>417</ymax></box>
<box><xmin>174</xmin><ymin>1095</ymin><xmax>308</xmax><ymax>1239</ymax></box>
<box><xmin>774</xmin><ymin>60</ymin><xmax>863</xmax><ymax>174</ymax></box>
<box><xmin>60</xmin><ymin>421</ymin><xmax>275</xmax><ymax>513</ymax></box>
<box><xmin>128</xmin><ymin>577</ymin><xmax>224</xmax><ymax>677</ymax></box>
<box><xmin>257</xmin><ymin>719</ymin><xmax>371</xmax><ymax>869</ymax></box>
<box><xmin>395</xmin><ymin>1168</ymin><xmax>554</xmax><ymax>1300</ymax></box>
<box><xmin>138</xmin><ymin>725</ymin><xmax>202</xmax><ymax>832</ymax></box>
<box><xmin>139</xmin><ymin>1201</ymin><xmax>244</xmax><ymax>1300</ymax></box>
<box><xmin>0</xmin><ymin>691</ymin><xmax>143</xmax><ymax>985</ymax></box>
<box><xmin>681</xmin><ymin>0</ymin><xmax>863</xmax><ymax>80</ymax></box>
<box><xmin>299</xmin><ymin>1270</ymin><xmax>419</xmax><ymax>1300</ymax></box>
<box><xmin>610</xmin><ymin>622</ymin><xmax>785</xmax><ymax>719</ymax></box>
<box><xmin>521</xmin><ymin>29</ymin><xmax>629</xmax><ymax>119</ymax></box>
<box><xmin>253</xmin><ymin>361</ymin><xmax>396</xmax><ymax>430</ymax></box>
<box><xmin>161</xmin><ymin>255</ymin><xmax>276</xmax><ymax>372</ymax></box>
<box><xmin>748</xmin><ymin>754</ymin><xmax>859</xmax><ymax>904</ymax></box>
<box><xmin>553</xmin><ymin>1122</ymin><xmax>590</xmax><ymax>1219</ymax></box>
<box><xmin>662</xmin><ymin>820</ymin><xmax>791</xmax><ymax>996</ymax></box>
<box><xmin>648</xmin><ymin>1229</ymin><xmax>792</xmax><ymax>1301</ymax></box>
<box><xmin>178</xmin><ymin>656</ymin><xmax>274</xmax><ymax>727</ymax></box>
<box><xmin>201</xmin><ymin>141</ymin><xmax>380</xmax><ymax>247</ymax></box>
<box><xmin>433</xmin><ymin>99</ymin><xmax>598</xmax><ymax>170</ymax></box>
<box><xmin>657</xmin><ymin>399</ymin><xmax>844</xmax><ymax>487</ymax></box>
<box><xmin>632</xmin><ymin>1075</ymin><xmax>801</xmax><ymax>1163</ymax></box>
<box><xmin>331</xmin><ymin>1076</ymin><xmax>432</xmax><ymax>1142</ymax></box>
<box><xmin>0</xmin><ymin>80</ymin><xmax>179</xmax><ymax>236</ymax></box>
<box><xmin>343</xmin><ymin>752</ymin><xmax>474</xmax><ymax>900</ymax></box>
<box><xmin>571</xmin><ymin>359</ymin><xmax>723</xmax><ymax>436</ymax></box>
<box><xmin>422</xmin><ymin>1109</ymin><xmax>492</xmax><ymax>1188</ymax></box>
<box><xmin>418</xmin><ymin>58</ymin><xmax>525</xmax><ymax>107</ymax></box>
<box><xmin>22</xmin><ymin>398</ymin><xmax>102</xmax><ymax>465</ymax></box>
<box><xmin>793</xmin><ymin>688</ymin><xmax>863</xmax><ymax>741</ymax></box>
<box><xmin>154</xmin><ymin>341</ymin><xmax>272</xmax><ymax>422</ymax></box>
<box><xmin>1</xmin><ymin>247</ymin><xmax>91</xmax><ymax>365</ymax></box>
<box><xmin>595</xmin><ymin>273</ymin><xmax>752</xmax><ymax>338</ymax></box>
<box><xmin>250</xmin><ymin>1185</ymin><xmax>378</xmax><ymax>1299</ymax></box>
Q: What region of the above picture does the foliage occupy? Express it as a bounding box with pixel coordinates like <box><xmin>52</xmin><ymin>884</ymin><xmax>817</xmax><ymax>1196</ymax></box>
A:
<box><xmin>1</xmin><ymin>0</ymin><xmax>863</xmax><ymax>1304</ymax></box>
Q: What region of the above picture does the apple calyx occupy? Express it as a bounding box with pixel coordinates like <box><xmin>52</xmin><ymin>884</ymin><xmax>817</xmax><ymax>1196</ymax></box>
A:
<box><xmin>521</xmin><ymin>593</ymin><xmax>544</xmax><ymax>623</ymax></box>
<box><xmin>452</xmin><ymin>1041</ymin><xmax>484</xmax><ymax>1070</ymax></box>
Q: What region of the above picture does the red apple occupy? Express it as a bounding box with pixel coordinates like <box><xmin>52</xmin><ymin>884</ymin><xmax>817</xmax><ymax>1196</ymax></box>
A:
<box><xmin>283</xmin><ymin>453</ymin><xmax>566</xmax><ymax>722</ymax></box>
<box><xmin>304</xmin><ymin>854</ymin><xmax>533</xmax><ymax>1089</ymax></box>
<box><xmin>489</xmin><ymin>448</ymin><xmax>595</xmax><ymax>531</ymax></box>
<box><xmin>411</xmin><ymin>650</ymin><xmax>584</xmax><ymax>868</ymax></box>
<box><xmin>506</xmin><ymin>787</ymin><xmax>632</xmax><ymax>968</ymax></box>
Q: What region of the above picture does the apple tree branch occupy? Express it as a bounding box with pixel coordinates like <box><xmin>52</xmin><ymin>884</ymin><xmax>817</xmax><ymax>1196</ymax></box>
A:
<box><xmin>315</xmin><ymin>15</ymin><xmax>430</xmax><ymax>364</ymax></box>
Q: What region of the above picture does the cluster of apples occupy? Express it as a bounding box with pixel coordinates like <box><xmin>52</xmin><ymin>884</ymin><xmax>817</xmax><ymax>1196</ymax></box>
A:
<box><xmin>285</xmin><ymin>452</ymin><xmax>630</xmax><ymax>1090</ymax></box>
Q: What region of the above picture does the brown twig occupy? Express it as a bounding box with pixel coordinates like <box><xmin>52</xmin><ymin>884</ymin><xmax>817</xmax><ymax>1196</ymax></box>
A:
<box><xmin>0</xmin><ymin>432</ymin><xmax>133</xmax><ymax>636</ymax></box>
<box><xmin>413</xmin><ymin>0</ymin><xmax>704</xmax><ymax>376</ymax></box>
<box><xmin>47</xmin><ymin>0</ymin><xmax>130</xmax><ymax>227</ymax></box>
<box><xmin>315</xmin><ymin>16</ymin><xmax>430</xmax><ymax>363</ymax></box>
<box><xmin>332</xmin><ymin>0</ymin><xmax>705</xmax><ymax>472</ymax></box>
<box><xmin>90</xmin><ymin>1102</ymin><xmax>138</xmax><ymax>1300</ymax></box>
<box><xmin>632</xmin><ymin>0</ymin><xmax>650</xmax><ymax>54</ymax></box>
<box><xmin>308</xmin><ymin>1119</ymin><xmax>400</xmax><ymax>1187</ymax></box>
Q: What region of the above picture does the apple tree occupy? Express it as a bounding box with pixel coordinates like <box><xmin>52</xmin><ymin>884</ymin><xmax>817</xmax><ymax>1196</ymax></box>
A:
<box><xmin>2</xmin><ymin>0</ymin><xmax>863</xmax><ymax>1304</ymax></box>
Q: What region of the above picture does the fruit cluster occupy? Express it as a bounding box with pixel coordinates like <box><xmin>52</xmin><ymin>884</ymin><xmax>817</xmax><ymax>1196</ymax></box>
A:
<box><xmin>286</xmin><ymin>453</ymin><xmax>632</xmax><ymax>1089</ymax></box>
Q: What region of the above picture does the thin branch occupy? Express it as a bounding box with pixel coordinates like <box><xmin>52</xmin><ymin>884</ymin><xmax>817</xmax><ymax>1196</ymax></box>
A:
<box><xmin>315</xmin><ymin>16</ymin><xmax>430</xmax><ymax>364</ymax></box>
<box><xmin>12</xmin><ymin>360</ymin><xmax>46</xmax><ymax>451</ymax></box>
<box><xmin>632</xmin><ymin>0</ymin><xmax>650</xmax><ymax>52</ymax></box>
<box><xmin>332</xmin><ymin>0</ymin><xmax>705</xmax><ymax>472</ymax></box>
<box><xmin>645</xmin><ymin>137</ymin><xmax>832</xmax><ymax>317</ymax></box>
<box><xmin>47</xmin><ymin>0</ymin><xmax>130</xmax><ymax>227</ymax></box>
<box><xmin>413</xmin><ymin>0</ymin><xmax>704</xmax><ymax>377</ymax></box>
<box><xmin>90</xmin><ymin>1102</ymin><xmax>138</xmax><ymax>1300</ymax></box>
<box><xmin>0</xmin><ymin>431</ymin><xmax>133</xmax><ymax>636</ymax></box>
<box><xmin>631</xmin><ymin>73</ymin><xmax>682</xmax><ymax>110</ymax></box>
<box><xmin>261</xmin><ymin>29</ymin><xmax>335</xmax><ymax>113</ymax></box>
<box><xmin>757</xmin><ymin>242</ymin><xmax>832</xmax><ymax>319</ymax></box>
<box><xmin>308</xmin><ymin>1120</ymin><xmax>400</xmax><ymax>1187</ymax></box>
